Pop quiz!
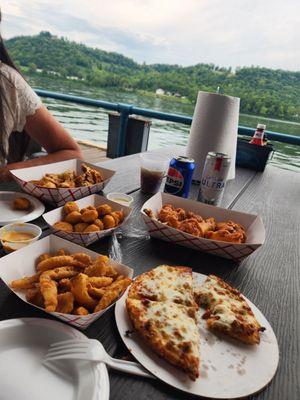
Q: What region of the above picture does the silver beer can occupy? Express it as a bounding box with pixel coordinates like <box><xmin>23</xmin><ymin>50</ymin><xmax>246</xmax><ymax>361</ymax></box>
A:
<box><xmin>197</xmin><ymin>152</ymin><xmax>231</xmax><ymax>206</ymax></box>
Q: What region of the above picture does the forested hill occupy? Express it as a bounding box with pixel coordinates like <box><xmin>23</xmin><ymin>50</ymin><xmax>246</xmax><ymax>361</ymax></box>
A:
<box><xmin>5</xmin><ymin>31</ymin><xmax>300</xmax><ymax>121</ymax></box>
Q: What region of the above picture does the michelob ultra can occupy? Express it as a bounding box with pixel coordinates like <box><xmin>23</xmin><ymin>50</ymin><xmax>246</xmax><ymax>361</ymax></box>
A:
<box><xmin>164</xmin><ymin>156</ymin><xmax>195</xmax><ymax>198</ymax></box>
<box><xmin>197</xmin><ymin>152</ymin><xmax>231</xmax><ymax>206</ymax></box>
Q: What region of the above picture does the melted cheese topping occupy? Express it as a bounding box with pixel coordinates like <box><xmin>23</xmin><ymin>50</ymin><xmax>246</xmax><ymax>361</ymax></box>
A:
<box><xmin>137</xmin><ymin>265</ymin><xmax>194</xmax><ymax>306</ymax></box>
<box><xmin>131</xmin><ymin>299</ymin><xmax>199</xmax><ymax>354</ymax></box>
<box><xmin>197</xmin><ymin>276</ymin><xmax>258</xmax><ymax>330</ymax></box>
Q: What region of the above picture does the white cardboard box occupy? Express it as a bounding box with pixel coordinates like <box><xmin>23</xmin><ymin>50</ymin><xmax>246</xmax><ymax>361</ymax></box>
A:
<box><xmin>10</xmin><ymin>159</ymin><xmax>115</xmax><ymax>207</ymax></box>
<box><xmin>0</xmin><ymin>235</ymin><xmax>133</xmax><ymax>329</ymax></box>
<box><xmin>42</xmin><ymin>194</ymin><xmax>132</xmax><ymax>247</ymax></box>
<box><xmin>141</xmin><ymin>192</ymin><xmax>265</xmax><ymax>262</ymax></box>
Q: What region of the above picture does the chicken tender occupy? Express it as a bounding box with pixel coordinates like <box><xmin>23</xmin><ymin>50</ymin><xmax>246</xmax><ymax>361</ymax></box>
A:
<box><xmin>84</xmin><ymin>255</ymin><xmax>109</xmax><ymax>277</ymax></box>
<box><xmin>39</xmin><ymin>275</ymin><xmax>58</xmax><ymax>312</ymax></box>
<box><xmin>71</xmin><ymin>273</ymin><xmax>97</xmax><ymax>309</ymax></box>
<box><xmin>87</xmin><ymin>284</ymin><xmax>106</xmax><ymax>298</ymax></box>
<box><xmin>55</xmin><ymin>249</ymin><xmax>69</xmax><ymax>256</ymax></box>
<box><xmin>56</xmin><ymin>292</ymin><xmax>74</xmax><ymax>314</ymax></box>
<box><xmin>88</xmin><ymin>276</ymin><xmax>113</xmax><ymax>287</ymax></box>
<box><xmin>37</xmin><ymin>255</ymin><xmax>74</xmax><ymax>272</ymax></box>
<box><xmin>53</xmin><ymin>221</ymin><xmax>73</xmax><ymax>233</ymax></box>
<box><xmin>41</xmin><ymin>266</ymin><xmax>78</xmax><ymax>281</ymax></box>
<box><xmin>94</xmin><ymin>277</ymin><xmax>131</xmax><ymax>312</ymax></box>
<box><xmin>72</xmin><ymin>253</ymin><xmax>92</xmax><ymax>266</ymax></box>
<box><xmin>10</xmin><ymin>273</ymin><xmax>40</xmax><ymax>290</ymax></box>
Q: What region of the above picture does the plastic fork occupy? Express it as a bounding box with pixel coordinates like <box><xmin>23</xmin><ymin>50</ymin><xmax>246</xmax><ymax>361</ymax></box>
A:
<box><xmin>43</xmin><ymin>338</ymin><xmax>154</xmax><ymax>379</ymax></box>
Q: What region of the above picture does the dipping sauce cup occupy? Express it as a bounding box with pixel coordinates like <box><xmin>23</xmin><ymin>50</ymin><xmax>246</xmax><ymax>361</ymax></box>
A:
<box><xmin>0</xmin><ymin>223</ymin><xmax>42</xmax><ymax>253</ymax></box>
<box><xmin>140</xmin><ymin>153</ymin><xmax>170</xmax><ymax>194</ymax></box>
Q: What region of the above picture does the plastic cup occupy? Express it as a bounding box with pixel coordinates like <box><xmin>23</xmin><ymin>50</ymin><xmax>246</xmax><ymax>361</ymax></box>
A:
<box><xmin>140</xmin><ymin>153</ymin><xmax>170</xmax><ymax>194</ymax></box>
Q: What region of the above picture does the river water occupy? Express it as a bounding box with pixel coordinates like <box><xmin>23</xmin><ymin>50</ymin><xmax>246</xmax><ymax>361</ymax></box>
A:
<box><xmin>30</xmin><ymin>76</ymin><xmax>300</xmax><ymax>172</ymax></box>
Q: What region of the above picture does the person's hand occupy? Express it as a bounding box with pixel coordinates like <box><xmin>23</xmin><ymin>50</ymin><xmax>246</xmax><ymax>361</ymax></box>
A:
<box><xmin>0</xmin><ymin>166</ymin><xmax>13</xmax><ymax>182</ymax></box>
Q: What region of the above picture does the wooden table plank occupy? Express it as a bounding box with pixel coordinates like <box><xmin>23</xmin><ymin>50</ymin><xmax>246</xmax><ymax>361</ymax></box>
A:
<box><xmin>226</xmin><ymin>166</ymin><xmax>300</xmax><ymax>400</ymax></box>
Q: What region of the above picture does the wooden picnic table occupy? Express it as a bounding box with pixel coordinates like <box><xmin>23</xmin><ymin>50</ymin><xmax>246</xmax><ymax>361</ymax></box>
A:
<box><xmin>0</xmin><ymin>147</ymin><xmax>299</xmax><ymax>400</ymax></box>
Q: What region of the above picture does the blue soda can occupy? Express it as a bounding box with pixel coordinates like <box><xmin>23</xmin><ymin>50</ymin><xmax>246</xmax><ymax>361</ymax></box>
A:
<box><xmin>164</xmin><ymin>156</ymin><xmax>195</xmax><ymax>198</ymax></box>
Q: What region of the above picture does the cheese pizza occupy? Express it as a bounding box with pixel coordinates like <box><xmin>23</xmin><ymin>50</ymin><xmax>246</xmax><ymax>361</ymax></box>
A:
<box><xmin>126</xmin><ymin>265</ymin><xmax>200</xmax><ymax>380</ymax></box>
<box><xmin>194</xmin><ymin>275</ymin><xmax>265</xmax><ymax>345</ymax></box>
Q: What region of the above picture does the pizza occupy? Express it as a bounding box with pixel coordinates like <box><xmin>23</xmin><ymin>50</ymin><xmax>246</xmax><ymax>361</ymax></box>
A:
<box><xmin>194</xmin><ymin>275</ymin><xmax>265</xmax><ymax>345</ymax></box>
<box><xmin>128</xmin><ymin>265</ymin><xmax>197</xmax><ymax>307</ymax></box>
<box><xmin>126</xmin><ymin>298</ymin><xmax>200</xmax><ymax>380</ymax></box>
<box><xmin>126</xmin><ymin>265</ymin><xmax>200</xmax><ymax>380</ymax></box>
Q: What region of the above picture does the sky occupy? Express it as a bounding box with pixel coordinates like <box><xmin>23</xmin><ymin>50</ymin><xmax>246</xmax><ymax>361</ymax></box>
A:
<box><xmin>1</xmin><ymin>0</ymin><xmax>299</xmax><ymax>71</ymax></box>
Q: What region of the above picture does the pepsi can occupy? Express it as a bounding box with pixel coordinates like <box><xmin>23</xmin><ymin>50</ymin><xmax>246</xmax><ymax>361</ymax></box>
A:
<box><xmin>197</xmin><ymin>152</ymin><xmax>231</xmax><ymax>206</ymax></box>
<box><xmin>164</xmin><ymin>156</ymin><xmax>195</xmax><ymax>198</ymax></box>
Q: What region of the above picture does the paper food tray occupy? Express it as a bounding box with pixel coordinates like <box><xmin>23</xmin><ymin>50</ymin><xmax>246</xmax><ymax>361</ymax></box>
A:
<box><xmin>0</xmin><ymin>235</ymin><xmax>133</xmax><ymax>329</ymax></box>
<box><xmin>43</xmin><ymin>194</ymin><xmax>132</xmax><ymax>247</ymax></box>
<box><xmin>10</xmin><ymin>159</ymin><xmax>115</xmax><ymax>207</ymax></box>
<box><xmin>141</xmin><ymin>192</ymin><xmax>265</xmax><ymax>262</ymax></box>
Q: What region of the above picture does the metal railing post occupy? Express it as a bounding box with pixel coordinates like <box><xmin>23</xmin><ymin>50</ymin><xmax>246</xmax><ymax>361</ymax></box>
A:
<box><xmin>116</xmin><ymin>104</ymin><xmax>133</xmax><ymax>157</ymax></box>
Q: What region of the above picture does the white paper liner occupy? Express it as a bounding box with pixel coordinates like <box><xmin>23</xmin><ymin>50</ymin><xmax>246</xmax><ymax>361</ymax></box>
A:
<box><xmin>10</xmin><ymin>159</ymin><xmax>115</xmax><ymax>207</ymax></box>
<box><xmin>0</xmin><ymin>235</ymin><xmax>133</xmax><ymax>329</ymax></box>
<box><xmin>141</xmin><ymin>192</ymin><xmax>265</xmax><ymax>262</ymax></box>
<box><xmin>42</xmin><ymin>194</ymin><xmax>132</xmax><ymax>247</ymax></box>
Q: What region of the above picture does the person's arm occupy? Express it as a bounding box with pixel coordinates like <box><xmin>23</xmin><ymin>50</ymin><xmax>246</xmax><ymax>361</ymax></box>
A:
<box><xmin>0</xmin><ymin>105</ymin><xmax>83</xmax><ymax>181</ymax></box>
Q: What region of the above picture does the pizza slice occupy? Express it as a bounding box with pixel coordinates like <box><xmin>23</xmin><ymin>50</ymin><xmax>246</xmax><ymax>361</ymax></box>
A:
<box><xmin>194</xmin><ymin>275</ymin><xmax>265</xmax><ymax>345</ymax></box>
<box><xmin>128</xmin><ymin>265</ymin><xmax>197</xmax><ymax>307</ymax></box>
<box><xmin>126</xmin><ymin>297</ymin><xmax>200</xmax><ymax>380</ymax></box>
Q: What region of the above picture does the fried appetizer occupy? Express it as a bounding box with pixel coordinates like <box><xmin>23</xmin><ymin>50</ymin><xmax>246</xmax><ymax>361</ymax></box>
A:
<box><xmin>9</xmin><ymin>250</ymin><xmax>130</xmax><ymax>317</ymax></box>
<box><xmin>37</xmin><ymin>255</ymin><xmax>74</xmax><ymax>272</ymax></box>
<box><xmin>81</xmin><ymin>209</ymin><xmax>98</xmax><ymax>223</ymax></box>
<box><xmin>56</xmin><ymin>292</ymin><xmax>74</xmax><ymax>314</ymax></box>
<box><xmin>25</xmin><ymin>287</ymin><xmax>44</xmax><ymax>308</ymax></box>
<box><xmin>74</xmin><ymin>222</ymin><xmax>89</xmax><ymax>233</ymax></box>
<box><xmin>84</xmin><ymin>255</ymin><xmax>109</xmax><ymax>276</ymax></box>
<box><xmin>39</xmin><ymin>275</ymin><xmax>58</xmax><ymax>312</ymax></box>
<box><xmin>63</xmin><ymin>202</ymin><xmax>80</xmax><ymax>214</ymax></box>
<box><xmin>147</xmin><ymin>205</ymin><xmax>247</xmax><ymax>243</ymax></box>
<box><xmin>71</xmin><ymin>273</ymin><xmax>97</xmax><ymax>309</ymax></box>
<box><xmin>10</xmin><ymin>273</ymin><xmax>40</xmax><ymax>290</ymax></box>
<box><xmin>103</xmin><ymin>215</ymin><xmax>115</xmax><ymax>229</ymax></box>
<box><xmin>53</xmin><ymin>221</ymin><xmax>73</xmax><ymax>233</ymax></box>
<box><xmin>96</xmin><ymin>204</ymin><xmax>112</xmax><ymax>217</ymax></box>
<box><xmin>83</xmin><ymin>224</ymin><xmax>100</xmax><ymax>233</ymax></box>
<box><xmin>13</xmin><ymin>197</ymin><xmax>32</xmax><ymax>211</ymax></box>
<box><xmin>29</xmin><ymin>164</ymin><xmax>103</xmax><ymax>188</ymax></box>
<box><xmin>74</xmin><ymin>306</ymin><xmax>89</xmax><ymax>315</ymax></box>
<box><xmin>64</xmin><ymin>211</ymin><xmax>82</xmax><ymax>225</ymax></box>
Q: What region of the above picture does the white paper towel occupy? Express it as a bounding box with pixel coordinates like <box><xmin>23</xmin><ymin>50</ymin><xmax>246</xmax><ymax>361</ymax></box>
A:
<box><xmin>186</xmin><ymin>91</ymin><xmax>240</xmax><ymax>181</ymax></box>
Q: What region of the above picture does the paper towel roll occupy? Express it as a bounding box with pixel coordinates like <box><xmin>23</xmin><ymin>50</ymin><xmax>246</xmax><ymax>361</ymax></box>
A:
<box><xmin>186</xmin><ymin>91</ymin><xmax>240</xmax><ymax>181</ymax></box>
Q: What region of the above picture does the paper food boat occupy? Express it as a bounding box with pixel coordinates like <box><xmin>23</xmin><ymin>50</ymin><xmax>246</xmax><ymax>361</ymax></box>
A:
<box><xmin>0</xmin><ymin>235</ymin><xmax>133</xmax><ymax>329</ymax></box>
<box><xmin>141</xmin><ymin>192</ymin><xmax>265</xmax><ymax>262</ymax></box>
<box><xmin>43</xmin><ymin>194</ymin><xmax>132</xmax><ymax>247</ymax></box>
<box><xmin>10</xmin><ymin>159</ymin><xmax>115</xmax><ymax>207</ymax></box>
